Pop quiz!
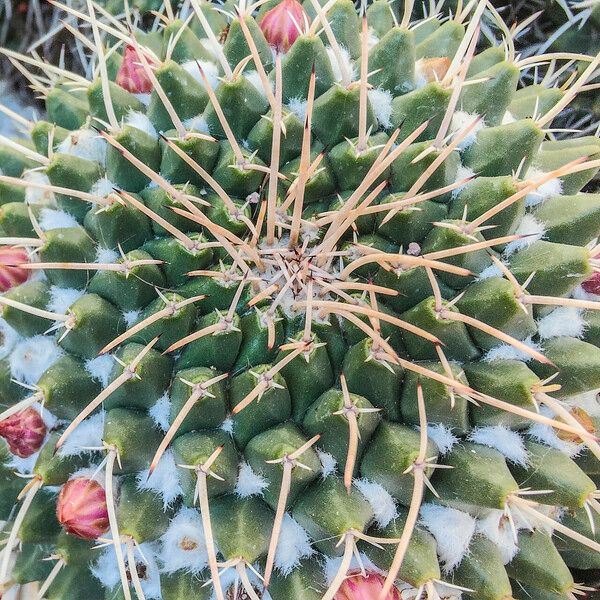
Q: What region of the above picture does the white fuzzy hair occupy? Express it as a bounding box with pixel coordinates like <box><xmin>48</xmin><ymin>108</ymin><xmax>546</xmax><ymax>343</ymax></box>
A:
<box><xmin>468</xmin><ymin>426</ymin><xmax>529</xmax><ymax>466</ymax></box>
<box><xmin>149</xmin><ymin>393</ymin><xmax>171</xmax><ymax>433</ymax></box>
<box><xmin>476</xmin><ymin>510</ymin><xmax>519</xmax><ymax>563</ymax></box>
<box><xmin>9</xmin><ymin>335</ymin><xmax>63</xmax><ymax>384</ymax></box>
<box><xmin>426</xmin><ymin>423</ymin><xmax>459</xmax><ymax>455</ymax></box>
<box><xmin>316</xmin><ymin>449</ymin><xmax>337</xmax><ymax>478</ymax></box>
<box><xmin>354</xmin><ymin>478</ymin><xmax>397</xmax><ymax>527</ymax></box>
<box><xmin>235</xmin><ymin>462</ymin><xmax>267</xmax><ymax>497</ymax></box>
<box><xmin>483</xmin><ymin>336</ymin><xmax>542</xmax><ymax>363</ymax></box>
<box><xmin>274</xmin><ymin>514</ymin><xmax>314</xmax><ymax>575</ymax></box>
<box><xmin>503</xmin><ymin>214</ymin><xmax>545</xmax><ymax>255</ymax></box>
<box><xmin>524</xmin><ymin>166</ymin><xmax>562</xmax><ymax>208</ymax></box>
<box><xmin>58</xmin><ymin>411</ymin><xmax>105</xmax><ymax>457</ymax></box>
<box><xmin>159</xmin><ymin>507</ymin><xmax>208</xmax><ymax>574</ymax></box>
<box><xmin>450</xmin><ymin>111</ymin><xmax>485</xmax><ymax>150</ymax></box>
<box><xmin>23</xmin><ymin>171</ymin><xmax>56</xmax><ymax>206</ymax></box>
<box><xmin>48</xmin><ymin>286</ymin><xmax>84</xmax><ymax>314</ymax></box>
<box><xmin>368</xmin><ymin>88</ymin><xmax>393</xmax><ymax>130</ymax></box>
<box><xmin>0</xmin><ymin>320</ymin><xmax>20</xmax><ymax>359</ymax></box>
<box><xmin>537</xmin><ymin>307</ymin><xmax>586</xmax><ymax>339</ymax></box>
<box><xmin>57</xmin><ymin>128</ymin><xmax>107</xmax><ymax>165</ymax></box>
<box><xmin>419</xmin><ymin>503</ymin><xmax>476</xmax><ymax>572</ymax></box>
<box><xmin>85</xmin><ymin>354</ymin><xmax>115</xmax><ymax>387</ymax></box>
<box><xmin>125</xmin><ymin>110</ymin><xmax>158</xmax><ymax>139</ymax></box>
<box><xmin>137</xmin><ymin>448</ymin><xmax>183</xmax><ymax>509</ymax></box>
<box><xmin>38</xmin><ymin>208</ymin><xmax>80</xmax><ymax>231</ymax></box>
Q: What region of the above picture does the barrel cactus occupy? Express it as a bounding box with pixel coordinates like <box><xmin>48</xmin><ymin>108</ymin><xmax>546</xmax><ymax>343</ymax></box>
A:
<box><xmin>2</xmin><ymin>1</ymin><xmax>600</xmax><ymax>599</ymax></box>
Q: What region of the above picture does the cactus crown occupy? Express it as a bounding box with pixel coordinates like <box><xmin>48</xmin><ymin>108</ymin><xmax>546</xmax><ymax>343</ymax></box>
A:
<box><xmin>2</xmin><ymin>1</ymin><xmax>600</xmax><ymax>599</ymax></box>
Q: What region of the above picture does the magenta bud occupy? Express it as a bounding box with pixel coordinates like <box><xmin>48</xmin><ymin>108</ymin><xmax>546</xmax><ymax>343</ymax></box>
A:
<box><xmin>582</xmin><ymin>272</ymin><xmax>600</xmax><ymax>295</ymax></box>
<box><xmin>335</xmin><ymin>571</ymin><xmax>401</xmax><ymax>600</ymax></box>
<box><xmin>56</xmin><ymin>478</ymin><xmax>110</xmax><ymax>540</ymax></box>
<box><xmin>0</xmin><ymin>407</ymin><xmax>46</xmax><ymax>458</ymax></box>
<box><xmin>116</xmin><ymin>45</ymin><xmax>154</xmax><ymax>94</ymax></box>
<box><xmin>259</xmin><ymin>0</ymin><xmax>309</xmax><ymax>53</ymax></box>
<box><xmin>0</xmin><ymin>246</ymin><xmax>30</xmax><ymax>292</ymax></box>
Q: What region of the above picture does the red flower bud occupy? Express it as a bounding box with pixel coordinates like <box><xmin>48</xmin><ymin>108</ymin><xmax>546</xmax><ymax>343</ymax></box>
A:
<box><xmin>259</xmin><ymin>0</ymin><xmax>309</xmax><ymax>53</ymax></box>
<box><xmin>116</xmin><ymin>45</ymin><xmax>154</xmax><ymax>94</ymax></box>
<box><xmin>56</xmin><ymin>478</ymin><xmax>110</xmax><ymax>540</ymax></box>
<box><xmin>335</xmin><ymin>571</ymin><xmax>401</xmax><ymax>600</ymax></box>
<box><xmin>0</xmin><ymin>407</ymin><xmax>46</xmax><ymax>458</ymax></box>
<box><xmin>582</xmin><ymin>272</ymin><xmax>600</xmax><ymax>295</ymax></box>
<box><xmin>0</xmin><ymin>246</ymin><xmax>30</xmax><ymax>292</ymax></box>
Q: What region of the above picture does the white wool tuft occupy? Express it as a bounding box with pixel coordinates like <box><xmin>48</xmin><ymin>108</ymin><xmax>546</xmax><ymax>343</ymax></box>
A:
<box><xmin>23</xmin><ymin>171</ymin><xmax>56</xmax><ymax>206</ymax></box>
<box><xmin>468</xmin><ymin>427</ymin><xmax>529</xmax><ymax>466</ymax></box>
<box><xmin>85</xmin><ymin>354</ymin><xmax>114</xmax><ymax>387</ymax></box>
<box><xmin>137</xmin><ymin>448</ymin><xmax>183</xmax><ymax>508</ymax></box>
<box><xmin>367</xmin><ymin>88</ymin><xmax>393</xmax><ymax>129</ymax></box>
<box><xmin>476</xmin><ymin>510</ymin><xmax>519</xmax><ymax>563</ymax></box>
<box><xmin>135</xmin><ymin>93</ymin><xmax>151</xmax><ymax>106</ymax></box>
<box><xmin>426</xmin><ymin>423</ymin><xmax>459</xmax><ymax>455</ymax></box>
<box><xmin>324</xmin><ymin>552</ymin><xmax>383</xmax><ymax>584</ymax></box>
<box><xmin>7</xmin><ymin>450</ymin><xmax>40</xmax><ymax>474</ymax></box>
<box><xmin>92</xmin><ymin>542</ymin><xmax>162</xmax><ymax>599</ymax></box>
<box><xmin>57</xmin><ymin>128</ymin><xmax>107</xmax><ymax>165</ymax></box>
<box><xmin>159</xmin><ymin>507</ymin><xmax>208</xmax><ymax>574</ymax></box>
<box><xmin>450</xmin><ymin>111</ymin><xmax>484</xmax><ymax>150</ymax></box>
<box><xmin>501</xmin><ymin>111</ymin><xmax>516</xmax><ymax>125</ymax></box>
<box><xmin>573</xmin><ymin>284</ymin><xmax>600</xmax><ymax>303</ymax></box>
<box><xmin>90</xmin><ymin>177</ymin><xmax>116</xmax><ymax>199</ymax></box>
<box><xmin>354</xmin><ymin>479</ymin><xmax>397</xmax><ymax>528</ymax></box>
<box><xmin>38</xmin><ymin>208</ymin><xmax>80</xmax><ymax>231</ymax></box>
<box><xmin>0</xmin><ymin>321</ymin><xmax>20</xmax><ymax>359</ymax></box>
<box><xmin>503</xmin><ymin>214</ymin><xmax>545</xmax><ymax>255</ymax></box>
<box><xmin>182</xmin><ymin>114</ymin><xmax>211</xmax><ymax>134</ymax></box>
<box><xmin>95</xmin><ymin>246</ymin><xmax>119</xmax><ymax>264</ymax></box>
<box><xmin>316</xmin><ymin>449</ymin><xmax>337</xmax><ymax>478</ymax></box>
<box><xmin>220</xmin><ymin>416</ymin><xmax>234</xmax><ymax>435</ymax></box>
<box><xmin>217</xmin><ymin>563</ymin><xmax>270</xmax><ymax>600</ymax></box>
<box><xmin>524</xmin><ymin>167</ymin><xmax>562</xmax><ymax>207</ymax></box>
<box><xmin>537</xmin><ymin>307</ymin><xmax>586</xmax><ymax>339</ymax></box>
<box><xmin>125</xmin><ymin>110</ymin><xmax>158</xmax><ymax>139</ymax></box>
<box><xmin>326</xmin><ymin>46</ymin><xmax>355</xmax><ymax>83</ymax></box>
<box><xmin>287</xmin><ymin>98</ymin><xmax>307</xmax><ymax>123</ymax></box>
<box><xmin>149</xmin><ymin>393</ymin><xmax>171</xmax><ymax>432</ymax></box>
<box><xmin>48</xmin><ymin>286</ymin><xmax>84</xmax><ymax>314</ymax></box>
<box><xmin>123</xmin><ymin>310</ymin><xmax>141</xmax><ymax>328</ymax></box>
<box><xmin>10</xmin><ymin>336</ymin><xmax>63</xmax><ymax>384</ymax></box>
<box><xmin>452</xmin><ymin>164</ymin><xmax>476</xmax><ymax>198</ymax></box>
<box><xmin>419</xmin><ymin>503</ymin><xmax>476</xmax><ymax>572</ymax></box>
<box><xmin>58</xmin><ymin>412</ymin><xmax>105</xmax><ymax>457</ymax></box>
<box><xmin>245</xmin><ymin>70</ymin><xmax>274</xmax><ymax>99</ymax></box>
<box><xmin>528</xmin><ymin>406</ymin><xmax>583</xmax><ymax>456</ymax></box>
<box><xmin>235</xmin><ymin>462</ymin><xmax>267</xmax><ymax>497</ymax></box>
<box><xmin>274</xmin><ymin>514</ymin><xmax>314</xmax><ymax>575</ymax></box>
<box><xmin>477</xmin><ymin>262</ymin><xmax>503</xmax><ymax>280</ymax></box>
<box><xmin>367</xmin><ymin>28</ymin><xmax>379</xmax><ymax>49</ymax></box>
<box><xmin>483</xmin><ymin>336</ymin><xmax>542</xmax><ymax>363</ymax></box>
<box><xmin>182</xmin><ymin>59</ymin><xmax>219</xmax><ymax>89</ymax></box>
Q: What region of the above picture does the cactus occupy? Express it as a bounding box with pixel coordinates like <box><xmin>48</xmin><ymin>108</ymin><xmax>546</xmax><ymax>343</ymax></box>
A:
<box><xmin>2</xmin><ymin>1</ymin><xmax>600</xmax><ymax>599</ymax></box>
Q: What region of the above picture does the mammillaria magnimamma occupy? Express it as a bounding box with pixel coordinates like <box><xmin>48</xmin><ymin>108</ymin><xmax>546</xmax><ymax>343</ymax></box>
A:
<box><xmin>1</xmin><ymin>0</ymin><xmax>600</xmax><ymax>599</ymax></box>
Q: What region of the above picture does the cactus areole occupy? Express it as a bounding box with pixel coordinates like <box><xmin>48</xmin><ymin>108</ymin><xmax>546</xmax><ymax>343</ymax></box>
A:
<box><xmin>1</xmin><ymin>1</ymin><xmax>600</xmax><ymax>599</ymax></box>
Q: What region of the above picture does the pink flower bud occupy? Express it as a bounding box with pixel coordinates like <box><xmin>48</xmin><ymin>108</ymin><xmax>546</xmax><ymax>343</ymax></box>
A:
<box><xmin>0</xmin><ymin>246</ymin><xmax>30</xmax><ymax>292</ymax></box>
<box><xmin>335</xmin><ymin>571</ymin><xmax>401</xmax><ymax>600</ymax></box>
<box><xmin>582</xmin><ymin>272</ymin><xmax>600</xmax><ymax>295</ymax></box>
<box><xmin>0</xmin><ymin>407</ymin><xmax>46</xmax><ymax>458</ymax></box>
<box><xmin>259</xmin><ymin>0</ymin><xmax>309</xmax><ymax>53</ymax></box>
<box><xmin>56</xmin><ymin>478</ymin><xmax>110</xmax><ymax>540</ymax></box>
<box><xmin>116</xmin><ymin>45</ymin><xmax>154</xmax><ymax>94</ymax></box>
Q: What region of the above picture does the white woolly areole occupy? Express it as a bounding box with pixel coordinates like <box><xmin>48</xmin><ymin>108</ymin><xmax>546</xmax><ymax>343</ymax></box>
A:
<box><xmin>149</xmin><ymin>393</ymin><xmax>171</xmax><ymax>432</ymax></box>
<box><xmin>287</xmin><ymin>98</ymin><xmax>307</xmax><ymax>122</ymax></box>
<box><xmin>220</xmin><ymin>416</ymin><xmax>234</xmax><ymax>435</ymax></box>
<box><xmin>501</xmin><ymin>111</ymin><xmax>516</xmax><ymax>124</ymax></box>
<box><xmin>274</xmin><ymin>514</ymin><xmax>314</xmax><ymax>575</ymax></box>
<box><xmin>125</xmin><ymin>110</ymin><xmax>158</xmax><ymax>139</ymax></box>
<box><xmin>92</xmin><ymin>542</ymin><xmax>162</xmax><ymax>599</ymax></box>
<box><xmin>419</xmin><ymin>504</ymin><xmax>476</xmax><ymax>573</ymax></box>
<box><xmin>573</xmin><ymin>284</ymin><xmax>600</xmax><ymax>303</ymax></box>
<box><xmin>10</xmin><ymin>335</ymin><xmax>63</xmax><ymax>384</ymax></box>
<box><xmin>182</xmin><ymin>59</ymin><xmax>219</xmax><ymax>89</ymax></box>
<box><xmin>524</xmin><ymin>167</ymin><xmax>563</xmax><ymax>207</ymax></box>
<box><xmin>324</xmin><ymin>552</ymin><xmax>383</xmax><ymax>584</ymax></box>
<box><xmin>452</xmin><ymin>163</ymin><xmax>476</xmax><ymax>199</ymax></box>
<box><xmin>468</xmin><ymin>427</ymin><xmax>529</xmax><ymax>466</ymax></box>
<box><xmin>245</xmin><ymin>70</ymin><xmax>274</xmax><ymax>99</ymax></box>
<box><xmin>450</xmin><ymin>111</ymin><xmax>484</xmax><ymax>150</ymax></box>
<box><xmin>7</xmin><ymin>449</ymin><xmax>41</xmax><ymax>474</ymax></box>
<box><xmin>426</xmin><ymin>424</ymin><xmax>459</xmax><ymax>455</ymax></box>
<box><xmin>0</xmin><ymin>320</ymin><xmax>19</xmax><ymax>359</ymax></box>
<box><xmin>367</xmin><ymin>88</ymin><xmax>393</xmax><ymax>129</ymax></box>
<box><xmin>90</xmin><ymin>177</ymin><xmax>117</xmax><ymax>199</ymax></box>
<box><xmin>38</xmin><ymin>208</ymin><xmax>80</xmax><ymax>231</ymax></box>
<box><xmin>57</xmin><ymin>128</ymin><xmax>107</xmax><ymax>165</ymax></box>
<box><xmin>326</xmin><ymin>46</ymin><xmax>355</xmax><ymax>83</ymax></box>
<box><xmin>159</xmin><ymin>507</ymin><xmax>208</xmax><ymax>574</ymax></box>
<box><xmin>216</xmin><ymin>563</ymin><xmax>271</xmax><ymax>600</ymax></box>
<box><xmin>137</xmin><ymin>448</ymin><xmax>183</xmax><ymax>508</ymax></box>
<box><xmin>85</xmin><ymin>354</ymin><xmax>114</xmax><ymax>387</ymax></box>
<box><xmin>476</xmin><ymin>510</ymin><xmax>520</xmax><ymax>563</ymax></box>
<box><xmin>483</xmin><ymin>336</ymin><xmax>542</xmax><ymax>363</ymax></box>
<box><xmin>503</xmin><ymin>214</ymin><xmax>545</xmax><ymax>255</ymax></box>
<box><xmin>23</xmin><ymin>171</ymin><xmax>56</xmax><ymax>206</ymax></box>
<box><xmin>235</xmin><ymin>462</ymin><xmax>267</xmax><ymax>497</ymax></box>
<box><xmin>316</xmin><ymin>449</ymin><xmax>337</xmax><ymax>478</ymax></box>
<box><xmin>95</xmin><ymin>246</ymin><xmax>118</xmax><ymax>264</ymax></box>
<box><xmin>537</xmin><ymin>307</ymin><xmax>586</xmax><ymax>339</ymax></box>
<box><xmin>477</xmin><ymin>262</ymin><xmax>503</xmax><ymax>280</ymax></box>
<box><xmin>182</xmin><ymin>114</ymin><xmax>211</xmax><ymax>134</ymax></box>
<box><xmin>354</xmin><ymin>478</ymin><xmax>397</xmax><ymax>528</ymax></box>
<box><xmin>528</xmin><ymin>406</ymin><xmax>583</xmax><ymax>456</ymax></box>
<box><xmin>58</xmin><ymin>411</ymin><xmax>105</xmax><ymax>457</ymax></box>
<box><xmin>48</xmin><ymin>286</ymin><xmax>84</xmax><ymax>314</ymax></box>
<box><xmin>123</xmin><ymin>310</ymin><xmax>141</xmax><ymax>328</ymax></box>
<box><xmin>135</xmin><ymin>93</ymin><xmax>151</xmax><ymax>106</ymax></box>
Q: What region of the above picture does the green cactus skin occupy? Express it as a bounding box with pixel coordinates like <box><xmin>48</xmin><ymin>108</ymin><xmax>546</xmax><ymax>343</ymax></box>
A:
<box><xmin>1</xmin><ymin>2</ymin><xmax>600</xmax><ymax>600</ymax></box>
